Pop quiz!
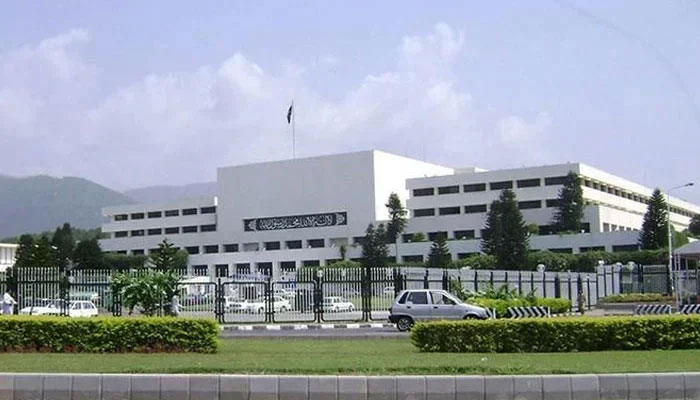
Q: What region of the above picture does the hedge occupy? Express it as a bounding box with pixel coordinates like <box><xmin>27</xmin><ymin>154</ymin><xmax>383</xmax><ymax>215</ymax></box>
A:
<box><xmin>410</xmin><ymin>315</ymin><xmax>700</xmax><ymax>353</ymax></box>
<box><xmin>469</xmin><ymin>297</ymin><xmax>571</xmax><ymax>317</ymax></box>
<box><xmin>602</xmin><ymin>293</ymin><xmax>675</xmax><ymax>303</ymax></box>
<box><xmin>0</xmin><ymin>316</ymin><xmax>218</xmax><ymax>353</ymax></box>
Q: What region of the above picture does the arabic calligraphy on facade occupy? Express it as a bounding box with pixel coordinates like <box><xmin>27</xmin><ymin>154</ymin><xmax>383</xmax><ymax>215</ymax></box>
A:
<box><xmin>244</xmin><ymin>212</ymin><xmax>348</xmax><ymax>232</ymax></box>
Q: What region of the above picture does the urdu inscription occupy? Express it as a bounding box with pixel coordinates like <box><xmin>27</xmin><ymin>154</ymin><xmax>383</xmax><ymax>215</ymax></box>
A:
<box><xmin>244</xmin><ymin>211</ymin><xmax>347</xmax><ymax>232</ymax></box>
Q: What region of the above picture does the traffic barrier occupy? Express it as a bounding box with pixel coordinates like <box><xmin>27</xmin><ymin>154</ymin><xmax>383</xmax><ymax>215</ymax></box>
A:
<box><xmin>634</xmin><ymin>304</ymin><xmax>671</xmax><ymax>315</ymax></box>
<box><xmin>507</xmin><ymin>306</ymin><xmax>550</xmax><ymax>318</ymax></box>
<box><xmin>680</xmin><ymin>304</ymin><xmax>700</xmax><ymax>314</ymax></box>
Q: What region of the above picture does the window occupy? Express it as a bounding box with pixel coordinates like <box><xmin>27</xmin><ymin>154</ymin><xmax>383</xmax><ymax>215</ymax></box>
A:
<box><xmin>463</xmin><ymin>183</ymin><xmax>486</xmax><ymax>192</ymax></box>
<box><xmin>545</xmin><ymin>199</ymin><xmax>561</xmax><ymax>208</ymax></box>
<box><xmin>264</xmin><ymin>241</ymin><xmax>281</xmax><ymax>250</ymax></box>
<box><xmin>131</xmin><ymin>230</ymin><xmax>144</xmax><ymax>237</ymax></box>
<box><xmin>464</xmin><ymin>204</ymin><xmax>487</xmax><ymax>214</ymax></box>
<box><xmin>130</xmin><ymin>213</ymin><xmax>144</xmax><ymax>220</ymax></box>
<box><xmin>407</xmin><ymin>291</ymin><xmax>428</xmax><ymax>305</ymax></box>
<box><xmin>165</xmin><ymin>227</ymin><xmax>179</xmax><ymax>234</ymax></box>
<box><xmin>165</xmin><ymin>209</ymin><xmax>179</xmax><ymax>217</ymax></box>
<box><xmin>243</xmin><ymin>242</ymin><xmax>260</xmax><ymax>252</ymax></box>
<box><xmin>603</xmin><ymin>223</ymin><xmax>610</xmax><ymax>232</ymax></box>
<box><xmin>280</xmin><ymin>261</ymin><xmax>296</xmax><ymax>272</ymax></box>
<box><xmin>149</xmin><ymin>248</ymin><xmax>160</xmax><ymax>254</ymax></box>
<box><xmin>403</xmin><ymin>255</ymin><xmax>424</xmax><ymax>263</ymax></box>
<box><xmin>223</xmin><ymin>244</ymin><xmax>238</xmax><ymax>253</ymax></box>
<box><xmin>439</xmin><ymin>206</ymin><xmax>460</xmax><ymax>216</ymax></box>
<box><xmin>303</xmin><ymin>260</ymin><xmax>320</xmax><ymax>267</ymax></box>
<box><xmin>580</xmin><ymin>246</ymin><xmax>605</xmax><ymax>253</ymax></box>
<box><xmin>431</xmin><ymin>291</ymin><xmax>456</xmax><ymax>305</ymax></box>
<box><xmin>539</xmin><ymin>225</ymin><xmax>555</xmax><ymax>235</ymax></box>
<box><xmin>457</xmin><ymin>252</ymin><xmax>478</xmax><ymax>259</ymax></box>
<box><xmin>438</xmin><ymin>185</ymin><xmax>459</xmax><ymax>195</ymax></box>
<box><xmin>204</xmin><ymin>245</ymin><xmax>219</xmax><ymax>254</ymax></box>
<box><xmin>549</xmin><ymin>248</ymin><xmax>573</xmax><ymax>254</ymax></box>
<box><xmin>428</xmin><ymin>231</ymin><xmax>447</xmax><ymax>241</ymax></box>
<box><xmin>193</xmin><ymin>265</ymin><xmax>208</xmax><ymax>276</ymax></box>
<box><xmin>147</xmin><ymin>211</ymin><xmax>162</xmax><ymax>218</ymax></box>
<box><xmin>147</xmin><ymin>228</ymin><xmax>162</xmax><ymax>236</ymax></box>
<box><xmin>518</xmin><ymin>200</ymin><xmax>541</xmax><ymax>210</ymax></box>
<box><xmin>114</xmin><ymin>214</ymin><xmax>128</xmax><ymax>221</ymax></box>
<box><xmin>183</xmin><ymin>226</ymin><xmax>197</xmax><ymax>233</ymax></box>
<box><xmin>235</xmin><ymin>263</ymin><xmax>251</xmax><ymax>275</ymax></box>
<box><xmin>402</xmin><ymin>233</ymin><xmax>414</xmax><ymax>243</ymax></box>
<box><xmin>132</xmin><ymin>249</ymin><xmax>144</xmax><ymax>255</ymax></box>
<box><xmin>182</xmin><ymin>208</ymin><xmax>197</xmax><ymax>216</ymax></box>
<box><xmin>613</xmin><ymin>244</ymin><xmax>639</xmax><ymax>252</ymax></box>
<box><xmin>185</xmin><ymin>246</ymin><xmax>200</xmax><ymax>255</ymax></box>
<box><xmin>116</xmin><ymin>250</ymin><xmax>127</xmax><ymax>254</ymax></box>
<box><xmin>286</xmin><ymin>240</ymin><xmax>302</xmax><ymax>249</ymax></box>
<box><xmin>115</xmin><ymin>231</ymin><xmax>128</xmax><ymax>238</ymax></box>
<box><xmin>257</xmin><ymin>263</ymin><xmax>273</xmax><ymax>276</ymax></box>
<box><xmin>200</xmin><ymin>224</ymin><xmax>216</xmax><ymax>232</ymax></box>
<box><xmin>413</xmin><ymin>188</ymin><xmax>434</xmax><ymax>197</ymax></box>
<box><xmin>517</xmin><ymin>178</ymin><xmax>541</xmax><ymax>188</ymax></box>
<box><xmin>545</xmin><ymin>176</ymin><xmax>567</xmax><ymax>186</ymax></box>
<box><xmin>215</xmin><ymin>264</ymin><xmax>229</xmax><ymax>278</ymax></box>
<box><xmin>414</xmin><ymin>208</ymin><xmax>435</xmax><ymax>217</ymax></box>
<box><xmin>490</xmin><ymin>181</ymin><xmax>513</xmax><ymax>190</ymax></box>
<box><xmin>582</xmin><ymin>223</ymin><xmax>591</xmax><ymax>233</ymax></box>
<box><xmin>397</xmin><ymin>292</ymin><xmax>409</xmax><ymax>304</ymax></box>
<box><xmin>201</xmin><ymin>206</ymin><xmax>216</xmax><ymax>214</ymax></box>
<box><xmin>352</xmin><ymin>237</ymin><xmax>365</xmax><ymax>245</ymax></box>
<box><xmin>454</xmin><ymin>230</ymin><xmax>475</xmax><ymax>240</ymax></box>
<box><xmin>308</xmin><ymin>239</ymin><xmax>325</xmax><ymax>248</ymax></box>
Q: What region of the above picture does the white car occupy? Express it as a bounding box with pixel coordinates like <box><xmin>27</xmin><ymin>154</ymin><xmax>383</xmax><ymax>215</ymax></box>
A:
<box><xmin>274</xmin><ymin>288</ymin><xmax>297</xmax><ymax>299</ymax></box>
<box><xmin>20</xmin><ymin>300</ymin><xmax>98</xmax><ymax>318</ymax></box>
<box><xmin>19</xmin><ymin>299</ymin><xmax>61</xmax><ymax>316</ymax></box>
<box><xmin>323</xmin><ymin>296</ymin><xmax>355</xmax><ymax>313</ymax></box>
<box><xmin>228</xmin><ymin>296</ymin><xmax>291</xmax><ymax>314</ymax></box>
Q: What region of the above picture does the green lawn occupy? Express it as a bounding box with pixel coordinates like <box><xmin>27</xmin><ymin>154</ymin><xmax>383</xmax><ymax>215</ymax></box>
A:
<box><xmin>1</xmin><ymin>339</ymin><xmax>699</xmax><ymax>375</ymax></box>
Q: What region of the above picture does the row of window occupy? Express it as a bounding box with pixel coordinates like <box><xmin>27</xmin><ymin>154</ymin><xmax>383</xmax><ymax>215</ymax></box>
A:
<box><xmin>113</xmin><ymin>206</ymin><xmax>216</xmax><ymax>221</ymax></box>
<box><xmin>602</xmin><ymin>223</ymin><xmax>638</xmax><ymax>233</ymax></box>
<box><xmin>412</xmin><ymin>176</ymin><xmax>568</xmax><ymax>198</ymax></box>
<box><xmin>400</xmin><ymin>223</ymin><xmax>591</xmax><ymax>243</ymax></box>
<box><xmin>413</xmin><ymin>199</ymin><xmax>561</xmax><ymax>217</ymax></box>
<box><xmin>582</xmin><ymin>179</ymin><xmax>696</xmax><ymax>217</ymax></box>
<box><xmin>113</xmin><ymin>224</ymin><xmax>217</xmax><ymax>237</ymax></box>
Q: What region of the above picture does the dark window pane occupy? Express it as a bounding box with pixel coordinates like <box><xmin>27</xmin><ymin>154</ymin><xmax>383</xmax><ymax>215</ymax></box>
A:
<box><xmin>613</xmin><ymin>244</ymin><xmax>639</xmax><ymax>252</ymax></box>
<box><xmin>545</xmin><ymin>199</ymin><xmax>561</xmax><ymax>208</ymax></box>
<box><xmin>463</xmin><ymin>183</ymin><xmax>486</xmax><ymax>192</ymax></box>
<box><xmin>549</xmin><ymin>248</ymin><xmax>573</xmax><ymax>254</ymax></box>
<box><xmin>200</xmin><ymin>224</ymin><xmax>216</xmax><ymax>232</ymax></box>
<box><xmin>204</xmin><ymin>245</ymin><xmax>219</xmax><ymax>254</ymax></box>
<box><xmin>115</xmin><ymin>214</ymin><xmax>128</xmax><ymax>221</ymax></box>
<box><xmin>286</xmin><ymin>240</ymin><xmax>302</xmax><ymax>249</ymax></box>
<box><xmin>413</xmin><ymin>188</ymin><xmax>434</xmax><ymax>197</ymax></box>
<box><xmin>403</xmin><ymin>255</ymin><xmax>424</xmax><ymax>263</ymax></box>
<box><xmin>223</xmin><ymin>244</ymin><xmax>238</xmax><ymax>253</ymax></box>
<box><xmin>215</xmin><ymin>264</ymin><xmax>229</xmax><ymax>278</ymax></box>
<box><xmin>428</xmin><ymin>232</ymin><xmax>447</xmax><ymax>241</ymax></box>
<box><xmin>439</xmin><ymin>206</ymin><xmax>460</xmax><ymax>215</ymax></box>
<box><xmin>165</xmin><ymin>227</ymin><xmax>179</xmax><ymax>234</ymax></box>
<box><xmin>437</xmin><ymin>185</ymin><xmax>459</xmax><ymax>195</ymax></box>
<box><xmin>464</xmin><ymin>204</ymin><xmax>487</xmax><ymax>214</ymax></box>
<box><xmin>131</xmin><ymin>230</ymin><xmax>144</xmax><ymax>237</ymax></box>
<box><xmin>545</xmin><ymin>176</ymin><xmax>568</xmax><ymax>186</ymax></box>
<box><xmin>490</xmin><ymin>181</ymin><xmax>513</xmax><ymax>190</ymax></box>
<box><xmin>264</xmin><ymin>241</ymin><xmax>281</xmax><ymax>250</ymax></box>
<box><xmin>182</xmin><ymin>208</ymin><xmax>197</xmax><ymax>216</ymax></box>
<box><xmin>147</xmin><ymin>228</ymin><xmax>162</xmax><ymax>236</ymax></box>
<box><xmin>407</xmin><ymin>292</ymin><xmax>428</xmax><ymax>304</ymax></box>
<box><xmin>165</xmin><ymin>209</ymin><xmax>179</xmax><ymax>217</ymax></box>
<box><xmin>414</xmin><ymin>208</ymin><xmax>435</xmax><ymax>217</ymax></box>
<box><xmin>280</xmin><ymin>261</ymin><xmax>296</xmax><ymax>272</ymax></box>
<box><xmin>132</xmin><ymin>249</ymin><xmax>144</xmax><ymax>255</ymax></box>
<box><xmin>130</xmin><ymin>213</ymin><xmax>144</xmax><ymax>220</ymax></box>
<box><xmin>200</xmin><ymin>206</ymin><xmax>216</xmax><ymax>214</ymax></box>
<box><xmin>518</xmin><ymin>200</ymin><xmax>541</xmax><ymax>210</ymax></box>
<box><xmin>454</xmin><ymin>230</ymin><xmax>475</xmax><ymax>240</ymax></box>
<box><xmin>115</xmin><ymin>231</ymin><xmax>128</xmax><ymax>238</ymax></box>
<box><xmin>147</xmin><ymin>211</ymin><xmax>162</xmax><ymax>218</ymax></box>
<box><xmin>308</xmin><ymin>239</ymin><xmax>324</xmax><ymax>248</ymax></box>
<box><xmin>193</xmin><ymin>265</ymin><xmax>208</xmax><ymax>276</ymax></box>
<box><xmin>185</xmin><ymin>246</ymin><xmax>200</xmax><ymax>255</ymax></box>
<box><xmin>303</xmin><ymin>260</ymin><xmax>320</xmax><ymax>267</ymax></box>
<box><xmin>517</xmin><ymin>178</ymin><xmax>541</xmax><ymax>188</ymax></box>
<box><xmin>183</xmin><ymin>226</ymin><xmax>197</xmax><ymax>233</ymax></box>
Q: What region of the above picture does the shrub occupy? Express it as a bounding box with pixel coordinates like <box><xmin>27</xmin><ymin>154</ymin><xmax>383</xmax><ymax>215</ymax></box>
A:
<box><xmin>410</xmin><ymin>315</ymin><xmax>700</xmax><ymax>353</ymax></box>
<box><xmin>0</xmin><ymin>317</ymin><xmax>218</xmax><ymax>353</ymax></box>
<box><xmin>602</xmin><ymin>293</ymin><xmax>675</xmax><ymax>303</ymax></box>
<box><xmin>468</xmin><ymin>297</ymin><xmax>571</xmax><ymax>316</ymax></box>
<box><xmin>111</xmin><ymin>270</ymin><xmax>182</xmax><ymax>316</ymax></box>
<box><xmin>450</xmin><ymin>254</ymin><xmax>497</xmax><ymax>270</ymax></box>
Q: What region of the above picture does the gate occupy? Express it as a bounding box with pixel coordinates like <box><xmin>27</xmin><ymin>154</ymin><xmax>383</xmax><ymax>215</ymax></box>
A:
<box><xmin>271</xmin><ymin>280</ymin><xmax>317</xmax><ymax>323</ymax></box>
<box><xmin>16</xmin><ymin>267</ymin><xmax>68</xmax><ymax>316</ymax></box>
<box><xmin>220</xmin><ymin>280</ymin><xmax>267</xmax><ymax>324</ymax></box>
<box><xmin>178</xmin><ymin>281</ymin><xmax>217</xmax><ymax>319</ymax></box>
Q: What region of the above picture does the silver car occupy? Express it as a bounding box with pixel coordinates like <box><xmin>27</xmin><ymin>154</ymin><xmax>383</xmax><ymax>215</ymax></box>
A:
<box><xmin>388</xmin><ymin>289</ymin><xmax>488</xmax><ymax>331</ymax></box>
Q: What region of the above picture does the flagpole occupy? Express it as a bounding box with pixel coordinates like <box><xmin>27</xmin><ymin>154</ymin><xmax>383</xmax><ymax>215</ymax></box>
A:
<box><xmin>292</xmin><ymin>100</ymin><xmax>296</xmax><ymax>159</ymax></box>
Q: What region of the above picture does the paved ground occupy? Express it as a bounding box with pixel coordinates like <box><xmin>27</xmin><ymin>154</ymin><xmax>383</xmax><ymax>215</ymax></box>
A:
<box><xmin>220</xmin><ymin>326</ymin><xmax>406</xmax><ymax>339</ymax></box>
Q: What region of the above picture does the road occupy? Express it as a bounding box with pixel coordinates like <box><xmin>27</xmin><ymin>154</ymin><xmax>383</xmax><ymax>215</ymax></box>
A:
<box><xmin>220</xmin><ymin>327</ymin><xmax>407</xmax><ymax>339</ymax></box>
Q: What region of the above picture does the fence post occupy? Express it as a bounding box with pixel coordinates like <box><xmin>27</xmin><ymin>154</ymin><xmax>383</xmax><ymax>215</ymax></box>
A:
<box><xmin>554</xmin><ymin>274</ymin><xmax>561</xmax><ymax>298</ymax></box>
<box><xmin>362</xmin><ymin>267</ymin><xmax>371</xmax><ymax>322</ymax></box>
<box><xmin>603</xmin><ymin>268</ymin><xmax>608</xmax><ymax>297</ymax></box>
<box><xmin>504</xmin><ymin>271</ymin><xmax>508</xmax><ymax>291</ymax></box>
<box><xmin>567</xmin><ymin>274</ymin><xmax>573</xmax><ymax>311</ymax></box>
<box><xmin>489</xmin><ymin>271</ymin><xmax>494</xmax><ymax>288</ymax></box>
<box><xmin>618</xmin><ymin>267</ymin><xmax>624</xmax><ymax>294</ymax></box>
<box><xmin>215</xmin><ymin>278</ymin><xmax>223</xmax><ymax>323</ymax></box>
<box><xmin>586</xmin><ymin>276</ymin><xmax>592</xmax><ymax>310</ymax></box>
<box><xmin>576</xmin><ymin>274</ymin><xmax>583</xmax><ymax>312</ymax></box>
<box><xmin>518</xmin><ymin>272</ymin><xmax>522</xmax><ymax>295</ymax></box>
<box><xmin>265</xmin><ymin>277</ymin><xmax>273</xmax><ymax>323</ymax></box>
<box><xmin>637</xmin><ymin>264</ymin><xmax>644</xmax><ymax>294</ymax></box>
<box><xmin>542</xmin><ymin>272</ymin><xmax>547</xmax><ymax>298</ymax></box>
<box><xmin>423</xmin><ymin>269</ymin><xmax>429</xmax><ymax>289</ymax></box>
<box><xmin>442</xmin><ymin>271</ymin><xmax>449</xmax><ymax>291</ymax></box>
<box><xmin>530</xmin><ymin>272</ymin><xmax>535</xmax><ymax>295</ymax></box>
<box><xmin>313</xmin><ymin>272</ymin><xmax>323</xmax><ymax>323</ymax></box>
<box><xmin>473</xmin><ymin>271</ymin><xmax>478</xmax><ymax>292</ymax></box>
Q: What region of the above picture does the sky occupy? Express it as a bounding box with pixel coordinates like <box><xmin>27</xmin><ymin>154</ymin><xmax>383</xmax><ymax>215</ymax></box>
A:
<box><xmin>0</xmin><ymin>1</ymin><xmax>699</xmax><ymax>203</ymax></box>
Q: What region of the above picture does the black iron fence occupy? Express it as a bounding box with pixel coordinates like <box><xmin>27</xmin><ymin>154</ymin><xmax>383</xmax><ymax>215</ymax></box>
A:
<box><xmin>0</xmin><ymin>264</ymin><xmax>668</xmax><ymax>322</ymax></box>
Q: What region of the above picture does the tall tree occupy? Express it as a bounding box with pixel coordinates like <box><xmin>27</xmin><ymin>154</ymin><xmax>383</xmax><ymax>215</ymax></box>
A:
<box><xmin>149</xmin><ymin>238</ymin><xmax>180</xmax><ymax>270</ymax></box>
<box><xmin>427</xmin><ymin>233</ymin><xmax>452</xmax><ymax>268</ymax></box>
<box><xmin>73</xmin><ymin>238</ymin><xmax>104</xmax><ymax>269</ymax></box>
<box><xmin>552</xmin><ymin>171</ymin><xmax>585</xmax><ymax>233</ymax></box>
<box><xmin>690</xmin><ymin>214</ymin><xmax>700</xmax><ymax>236</ymax></box>
<box><xmin>51</xmin><ymin>223</ymin><xmax>75</xmax><ymax>270</ymax></box>
<box><xmin>32</xmin><ymin>235</ymin><xmax>59</xmax><ymax>268</ymax></box>
<box><xmin>639</xmin><ymin>188</ymin><xmax>669</xmax><ymax>250</ymax></box>
<box><xmin>481</xmin><ymin>189</ymin><xmax>530</xmax><ymax>269</ymax></box>
<box><xmin>13</xmin><ymin>234</ymin><xmax>35</xmax><ymax>268</ymax></box>
<box><xmin>361</xmin><ymin>223</ymin><xmax>389</xmax><ymax>268</ymax></box>
<box><xmin>385</xmin><ymin>192</ymin><xmax>407</xmax><ymax>263</ymax></box>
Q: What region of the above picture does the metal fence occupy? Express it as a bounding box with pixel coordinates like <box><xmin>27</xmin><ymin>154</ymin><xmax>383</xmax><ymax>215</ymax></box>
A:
<box><xmin>0</xmin><ymin>264</ymin><xmax>634</xmax><ymax>322</ymax></box>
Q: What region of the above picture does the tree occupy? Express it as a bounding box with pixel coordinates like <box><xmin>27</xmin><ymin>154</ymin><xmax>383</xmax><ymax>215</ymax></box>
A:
<box><xmin>427</xmin><ymin>233</ymin><xmax>451</xmax><ymax>268</ymax></box>
<box><xmin>32</xmin><ymin>235</ymin><xmax>59</xmax><ymax>268</ymax></box>
<box><xmin>385</xmin><ymin>192</ymin><xmax>407</xmax><ymax>261</ymax></box>
<box><xmin>73</xmin><ymin>238</ymin><xmax>104</xmax><ymax>269</ymax></box>
<box><xmin>481</xmin><ymin>189</ymin><xmax>530</xmax><ymax>269</ymax></box>
<box><xmin>149</xmin><ymin>238</ymin><xmax>179</xmax><ymax>270</ymax></box>
<box><xmin>552</xmin><ymin>171</ymin><xmax>585</xmax><ymax>233</ymax></box>
<box><xmin>51</xmin><ymin>223</ymin><xmax>75</xmax><ymax>270</ymax></box>
<box><xmin>639</xmin><ymin>188</ymin><xmax>668</xmax><ymax>250</ymax></box>
<box><xmin>690</xmin><ymin>214</ymin><xmax>700</xmax><ymax>236</ymax></box>
<box><xmin>361</xmin><ymin>223</ymin><xmax>389</xmax><ymax>268</ymax></box>
<box><xmin>13</xmin><ymin>234</ymin><xmax>35</xmax><ymax>268</ymax></box>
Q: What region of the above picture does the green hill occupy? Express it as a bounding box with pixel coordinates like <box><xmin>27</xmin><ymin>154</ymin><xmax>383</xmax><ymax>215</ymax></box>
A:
<box><xmin>0</xmin><ymin>175</ymin><xmax>134</xmax><ymax>238</ymax></box>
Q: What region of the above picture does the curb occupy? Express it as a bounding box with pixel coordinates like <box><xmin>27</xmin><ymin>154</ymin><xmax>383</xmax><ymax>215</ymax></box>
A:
<box><xmin>221</xmin><ymin>322</ymin><xmax>394</xmax><ymax>331</ymax></box>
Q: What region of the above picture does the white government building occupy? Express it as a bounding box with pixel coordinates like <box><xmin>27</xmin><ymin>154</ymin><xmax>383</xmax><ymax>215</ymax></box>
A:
<box><xmin>0</xmin><ymin>243</ymin><xmax>18</xmax><ymax>272</ymax></box>
<box><xmin>100</xmin><ymin>150</ymin><xmax>700</xmax><ymax>277</ymax></box>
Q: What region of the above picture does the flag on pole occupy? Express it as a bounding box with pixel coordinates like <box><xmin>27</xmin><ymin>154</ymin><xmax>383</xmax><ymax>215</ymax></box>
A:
<box><xmin>287</xmin><ymin>102</ymin><xmax>294</xmax><ymax>124</ymax></box>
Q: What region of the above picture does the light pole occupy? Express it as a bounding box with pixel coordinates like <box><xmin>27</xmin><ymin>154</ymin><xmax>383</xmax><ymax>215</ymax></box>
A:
<box><xmin>666</xmin><ymin>183</ymin><xmax>694</xmax><ymax>303</ymax></box>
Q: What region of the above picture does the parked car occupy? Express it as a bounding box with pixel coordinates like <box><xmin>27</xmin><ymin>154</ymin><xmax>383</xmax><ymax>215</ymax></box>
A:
<box><xmin>19</xmin><ymin>299</ymin><xmax>61</xmax><ymax>316</ymax></box>
<box><xmin>382</xmin><ymin>286</ymin><xmax>395</xmax><ymax>295</ymax></box>
<box><xmin>322</xmin><ymin>296</ymin><xmax>355</xmax><ymax>313</ymax></box>
<box><xmin>20</xmin><ymin>299</ymin><xmax>98</xmax><ymax>318</ymax></box>
<box><xmin>273</xmin><ymin>288</ymin><xmax>297</xmax><ymax>300</ymax></box>
<box><xmin>389</xmin><ymin>289</ymin><xmax>488</xmax><ymax>331</ymax></box>
<box><xmin>230</xmin><ymin>296</ymin><xmax>292</xmax><ymax>314</ymax></box>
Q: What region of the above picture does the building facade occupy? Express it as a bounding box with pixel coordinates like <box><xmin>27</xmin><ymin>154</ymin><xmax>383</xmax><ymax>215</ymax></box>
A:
<box><xmin>0</xmin><ymin>243</ymin><xmax>18</xmax><ymax>272</ymax></box>
<box><xmin>100</xmin><ymin>151</ymin><xmax>700</xmax><ymax>277</ymax></box>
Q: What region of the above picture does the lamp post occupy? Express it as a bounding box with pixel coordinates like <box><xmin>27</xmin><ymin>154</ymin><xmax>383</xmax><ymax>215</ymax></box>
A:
<box><xmin>666</xmin><ymin>183</ymin><xmax>694</xmax><ymax>304</ymax></box>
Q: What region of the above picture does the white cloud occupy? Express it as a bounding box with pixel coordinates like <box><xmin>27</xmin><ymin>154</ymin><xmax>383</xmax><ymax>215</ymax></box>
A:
<box><xmin>0</xmin><ymin>24</ymin><xmax>551</xmax><ymax>189</ymax></box>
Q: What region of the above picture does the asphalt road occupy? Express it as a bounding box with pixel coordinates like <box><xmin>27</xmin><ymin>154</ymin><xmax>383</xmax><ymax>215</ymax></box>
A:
<box><xmin>220</xmin><ymin>327</ymin><xmax>407</xmax><ymax>339</ymax></box>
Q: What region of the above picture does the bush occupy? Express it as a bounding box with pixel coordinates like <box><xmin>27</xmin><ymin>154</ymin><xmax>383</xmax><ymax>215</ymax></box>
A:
<box><xmin>0</xmin><ymin>317</ymin><xmax>218</xmax><ymax>353</ymax></box>
<box><xmin>468</xmin><ymin>297</ymin><xmax>571</xmax><ymax>316</ymax></box>
<box><xmin>450</xmin><ymin>254</ymin><xmax>497</xmax><ymax>270</ymax></box>
<box><xmin>602</xmin><ymin>293</ymin><xmax>675</xmax><ymax>303</ymax></box>
<box><xmin>410</xmin><ymin>315</ymin><xmax>700</xmax><ymax>353</ymax></box>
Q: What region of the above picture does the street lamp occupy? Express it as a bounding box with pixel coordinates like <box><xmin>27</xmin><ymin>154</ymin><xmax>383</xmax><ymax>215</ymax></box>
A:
<box><xmin>666</xmin><ymin>182</ymin><xmax>694</xmax><ymax>303</ymax></box>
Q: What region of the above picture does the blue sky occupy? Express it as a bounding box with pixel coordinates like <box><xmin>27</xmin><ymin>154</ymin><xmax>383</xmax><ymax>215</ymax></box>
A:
<box><xmin>1</xmin><ymin>1</ymin><xmax>699</xmax><ymax>203</ymax></box>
